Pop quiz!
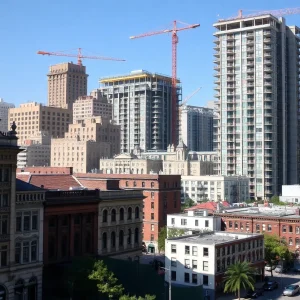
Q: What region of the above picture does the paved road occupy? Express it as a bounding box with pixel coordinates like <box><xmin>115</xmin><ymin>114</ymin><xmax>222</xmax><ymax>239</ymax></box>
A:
<box><xmin>139</xmin><ymin>253</ymin><xmax>165</xmax><ymax>265</ymax></box>
<box><xmin>217</xmin><ymin>271</ymin><xmax>300</xmax><ymax>300</ymax></box>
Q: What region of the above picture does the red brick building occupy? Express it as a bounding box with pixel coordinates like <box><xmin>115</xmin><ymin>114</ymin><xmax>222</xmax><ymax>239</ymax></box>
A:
<box><xmin>74</xmin><ymin>173</ymin><xmax>182</xmax><ymax>253</ymax></box>
<box><xmin>214</xmin><ymin>210</ymin><xmax>300</xmax><ymax>253</ymax></box>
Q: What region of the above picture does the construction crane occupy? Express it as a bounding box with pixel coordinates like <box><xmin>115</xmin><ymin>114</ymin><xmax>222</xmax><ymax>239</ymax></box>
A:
<box><xmin>220</xmin><ymin>7</ymin><xmax>300</xmax><ymax>22</ymax></box>
<box><xmin>180</xmin><ymin>87</ymin><xmax>202</xmax><ymax>106</ymax></box>
<box><xmin>37</xmin><ymin>48</ymin><xmax>125</xmax><ymax>66</ymax></box>
<box><xmin>130</xmin><ymin>21</ymin><xmax>200</xmax><ymax>146</ymax></box>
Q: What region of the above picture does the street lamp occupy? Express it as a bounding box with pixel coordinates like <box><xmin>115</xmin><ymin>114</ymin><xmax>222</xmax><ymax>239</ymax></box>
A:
<box><xmin>160</xmin><ymin>267</ymin><xmax>171</xmax><ymax>300</ymax></box>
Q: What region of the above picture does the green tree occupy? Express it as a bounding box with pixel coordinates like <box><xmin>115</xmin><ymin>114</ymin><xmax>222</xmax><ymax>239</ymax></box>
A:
<box><xmin>168</xmin><ymin>227</ymin><xmax>186</xmax><ymax>238</ymax></box>
<box><xmin>270</xmin><ymin>195</ymin><xmax>286</xmax><ymax>206</ymax></box>
<box><xmin>157</xmin><ymin>226</ymin><xmax>167</xmax><ymax>253</ymax></box>
<box><xmin>223</xmin><ymin>261</ymin><xmax>255</xmax><ymax>300</ymax></box>
<box><xmin>89</xmin><ymin>260</ymin><xmax>124</xmax><ymax>299</ymax></box>
<box><xmin>119</xmin><ymin>294</ymin><xmax>156</xmax><ymax>300</ymax></box>
<box><xmin>181</xmin><ymin>198</ymin><xmax>195</xmax><ymax>212</ymax></box>
<box><xmin>264</xmin><ymin>234</ymin><xmax>291</xmax><ymax>276</ymax></box>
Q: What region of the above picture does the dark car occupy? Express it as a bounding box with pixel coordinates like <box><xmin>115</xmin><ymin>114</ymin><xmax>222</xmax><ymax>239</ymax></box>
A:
<box><xmin>264</xmin><ymin>281</ymin><xmax>279</xmax><ymax>291</ymax></box>
<box><xmin>245</xmin><ymin>288</ymin><xmax>264</xmax><ymax>298</ymax></box>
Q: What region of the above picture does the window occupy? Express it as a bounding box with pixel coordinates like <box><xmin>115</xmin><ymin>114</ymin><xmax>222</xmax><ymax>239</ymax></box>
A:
<box><xmin>171</xmin><ymin>270</ymin><xmax>176</xmax><ymax>281</ymax></box>
<box><xmin>142</xmin><ymin>182</ymin><xmax>145</xmax><ymax>187</ymax></box>
<box><xmin>229</xmin><ymin>221</ymin><xmax>233</xmax><ymax>228</ymax></box>
<box><xmin>133</xmin><ymin>181</ymin><xmax>137</xmax><ymax>187</ymax></box>
<box><xmin>282</xmin><ymin>225</ymin><xmax>286</xmax><ymax>233</ymax></box>
<box><xmin>102</xmin><ymin>210</ymin><xmax>108</xmax><ymax>223</ymax></box>
<box><xmin>192</xmin><ymin>260</ymin><xmax>197</xmax><ymax>269</ymax></box>
<box><xmin>289</xmin><ymin>225</ymin><xmax>293</xmax><ymax>233</ymax></box>
<box><xmin>171</xmin><ymin>218</ymin><xmax>175</xmax><ymax>225</ymax></box>
<box><xmin>0</xmin><ymin>215</ymin><xmax>8</xmax><ymax>235</ymax></box>
<box><xmin>185</xmin><ymin>245</ymin><xmax>190</xmax><ymax>255</ymax></box>
<box><xmin>151</xmin><ymin>213</ymin><xmax>154</xmax><ymax>220</ymax></box>
<box><xmin>0</xmin><ymin>194</ymin><xmax>9</xmax><ymax>207</ymax></box>
<box><xmin>171</xmin><ymin>258</ymin><xmax>177</xmax><ymax>267</ymax></box>
<box><xmin>171</xmin><ymin>244</ymin><xmax>176</xmax><ymax>253</ymax></box>
<box><xmin>74</xmin><ymin>215</ymin><xmax>80</xmax><ymax>225</ymax></box>
<box><xmin>184</xmin><ymin>259</ymin><xmax>190</xmax><ymax>268</ymax></box>
<box><xmin>119</xmin><ymin>208</ymin><xmax>124</xmax><ymax>221</ymax></box>
<box><xmin>192</xmin><ymin>274</ymin><xmax>197</xmax><ymax>284</ymax></box>
<box><xmin>202</xmin><ymin>275</ymin><xmax>209</xmax><ymax>288</ymax></box>
<box><xmin>135</xmin><ymin>207</ymin><xmax>140</xmax><ymax>219</ymax></box>
<box><xmin>184</xmin><ymin>273</ymin><xmax>190</xmax><ymax>283</ymax></box>
<box><xmin>192</xmin><ymin>246</ymin><xmax>198</xmax><ymax>256</ymax></box>
<box><xmin>0</xmin><ymin>245</ymin><xmax>7</xmax><ymax>267</ymax></box>
<box><xmin>256</xmin><ymin>224</ymin><xmax>260</xmax><ymax>232</ymax></box>
<box><xmin>150</xmin><ymin>234</ymin><xmax>154</xmax><ymax>241</ymax></box>
<box><xmin>195</xmin><ymin>220</ymin><xmax>199</xmax><ymax>226</ymax></box>
<box><xmin>151</xmin><ymin>192</ymin><xmax>154</xmax><ymax>198</ymax></box>
<box><xmin>203</xmin><ymin>247</ymin><xmax>209</xmax><ymax>256</ymax></box>
<box><xmin>151</xmin><ymin>202</ymin><xmax>154</xmax><ymax>209</ymax></box>
<box><xmin>235</xmin><ymin>222</ymin><xmax>238</xmax><ymax>229</ymax></box>
<box><xmin>181</xmin><ymin>219</ymin><xmax>187</xmax><ymax>225</ymax></box>
<box><xmin>111</xmin><ymin>209</ymin><xmax>116</xmax><ymax>222</ymax></box>
<box><xmin>205</xmin><ymin>220</ymin><xmax>209</xmax><ymax>228</ymax></box>
<box><xmin>203</xmin><ymin>261</ymin><xmax>208</xmax><ymax>271</ymax></box>
<box><xmin>151</xmin><ymin>182</ymin><xmax>154</xmax><ymax>188</ymax></box>
<box><xmin>151</xmin><ymin>224</ymin><xmax>154</xmax><ymax>231</ymax></box>
<box><xmin>289</xmin><ymin>237</ymin><xmax>293</xmax><ymax>245</ymax></box>
<box><xmin>127</xmin><ymin>207</ymin><xmax>132</xmax><ymax>220</ymax></box>
<box><xmin>267</xmin><ymin>224</ymin><xmax>272</xmax><ymax>231</ymax></box>
<box><xmin>125</xmin><ymin>181</ymin><xmax>129</xmax><ymax>187</ymax></box>
<box><xmin>296</xmin><ymin>226</ymin><xmax>300</xmax><ymax>234</ymax></box>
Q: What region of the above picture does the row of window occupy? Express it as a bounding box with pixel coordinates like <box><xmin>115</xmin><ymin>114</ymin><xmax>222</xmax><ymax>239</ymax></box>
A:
<box><xmin>171</xmin><ymin>271</ymin><xmax>208</xmax><ymax>285</ymax></box>
<box><xmin>49</xmin><ymin>214</ymin><xmax>93</xmax><ymax>228</ymax></box>
<box><xmin>171</xmin><ymin>258</ymin><xmax>209</xmax><ymax>271</ymax></box>
<box><xmin>172</xmin><ymin>218</ymin><xmax>210</xmax><ymax>228</ymax></box>
<box><xmin>102</xmin><ymin>207</ymin><xmax>140</xmax><ymax>223</ymax></box>
<box><xmin>102</xmin><ymin>228</ymin><xmax>139</xmax><ymax>249</ymax></box>
<box><xmin>216</xmin><ymin>239</ymin><xmax>263</xmax><ymax>256</ymax></box>
<box><xmin>171</xmin><ymin>245</ymin><xmax>209</xmax><ymax>256</ymax></box>
<box><xmin>0</xmin><ymin>168</ymin><xmax>10</xmax><ymax>182</ymax></box>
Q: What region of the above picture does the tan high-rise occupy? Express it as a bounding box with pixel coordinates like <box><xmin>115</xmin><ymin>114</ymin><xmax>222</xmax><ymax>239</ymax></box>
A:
<box><xmin>9</xmin><ymin>102</ymin><xmax>72</xmax><ymax>145</ymax></box>
<box><xmin>48</xmin><ymin>62</ymin><xmax>88</xmax><ymax>109</ymax></box>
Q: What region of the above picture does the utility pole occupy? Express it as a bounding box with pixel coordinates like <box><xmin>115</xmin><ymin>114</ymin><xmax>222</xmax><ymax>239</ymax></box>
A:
<box><xmin>161</xmin><ymin>267</ymin><xmax>171</xmax><ymax>300</ymax></box>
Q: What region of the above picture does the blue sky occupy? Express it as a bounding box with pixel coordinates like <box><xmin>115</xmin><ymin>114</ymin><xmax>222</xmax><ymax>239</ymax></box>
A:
<box><xmin>1</xmin><ymin>0</ymin><xmax>300</xmax><ymax>107</ymax></box>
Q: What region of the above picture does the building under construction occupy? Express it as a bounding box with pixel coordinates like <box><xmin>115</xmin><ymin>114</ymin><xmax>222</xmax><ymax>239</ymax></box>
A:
<box><xmin>99</xmin><ymin>70</ymin><xmax>182</xmax><ymax>153</ymax></box>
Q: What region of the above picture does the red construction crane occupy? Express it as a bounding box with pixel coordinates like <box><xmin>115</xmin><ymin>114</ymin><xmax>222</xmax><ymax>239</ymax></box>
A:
<box><xmin>220</xmin><ymin>7</ymin><xmax>300</xmax><ymax>21</ymax></box>
<box><xmin>181</xmin><ymin>87</ymin><xmax>202</xmax><ymax>106</ymax></box>
<box><xmin>37</xmin><ymin>48</ymin><xmax>125</xmax><ymax>66</ymax></box>
<box><xmin>130</xmin><ymin>21</ymin><xmax>200</xmax><ymax>146</ymax></box>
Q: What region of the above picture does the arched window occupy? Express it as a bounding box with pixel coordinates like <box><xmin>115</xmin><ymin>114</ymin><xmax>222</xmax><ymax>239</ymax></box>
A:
<box><xmin>133</xmin><ymin>181</ymin><xmax>137</xmax><ymax>187</ymax></box>
<box><xmin>0</xmin><ymin>284</ymin><xmax>6</xmax><ymax>300</ymax></box>
<box><xmin>127</xmin><ymin>229</ymin><xmax>132</xmax><ymax>245</ymax></box>
<box><xmin>28</xmin><ymin>277</ymin><xmax>37</xmax><ymax>300</ymax></box>
<box><xmin>289</xmin><ymin>237</ymin><xmax>293</xmax><ymax>245</ymax></box>
<box><xmin>134</xmin><ymin>228</ymin><xmax>139</xmax><ymax>244</ymax></box>
<box><xmin>61</xmin><ymin>235</ymin><xmax>68</xmax><ymax>258</ymax></box>
<box><xmin>141</xmin><ymin>169</ymin><xmax>144</xmax><ymax>174</ymax></box>
<box><xmin>111</xmin><ymin>209</ymin><xmax>116</xmax><ymax>222</ymax></box>
<box><xmin>119</xmin><ymin>230</ymin><xmax>124</xmax><ymax>247</ymax></box>
<box><xmin>102</xmin><ymin>232</ymin><xmax>107</xmax><ymax>249</ymax></box>
<box><xmin>102</xmin><ymin>210</ymin><xmax>108</xmax><ymax>223</ymax></box>
<box><xmin>151</xmin><ymin>182</ymin><xmax>154</xmax><ymax>188</ymax></box>
<box><xmin>127</xmin><ymin>207</ymin><xmax>132</xmax><ymax>220</ymax></box>
<box><xmin>14</xmin><ymin>279</ymin><xmax>25</xmax><ymax>300</ymax></box>
<box><xmin>135</xmin><ymin>207</ymin><xmax>139</xmax><ymax>219</ymax></box>
<box><xmin>232</xmin><ymin>256</ymin><xmax>235</xmax><ymax>265</ymax></box>
<box><xmin>142</xmin><ymin>182</ymin><xmax>145</xmax><ymax>187</ymax></box>
<box><xmin>111</xmin><ymin>231</ymin><xmax>116</xmax><ymax>249</ymax></box>
<box><xmin>74</xmin><ymin>232</ymin><xmax>81</xmax><ymax>256</ymax></box>
<box><xmin>227</xmin><ymin>257</ymin><xmax>230</xmax><ymax>266</ymax></box>
<box><xmin>119</xmin><ymin>208</ymin><xmax>124</xmax><ymax>221</ymax></box>
<box><xmin>85</xmin><ymin>231</ymin><xmax>92</xmax><ymax>253</ymax></box>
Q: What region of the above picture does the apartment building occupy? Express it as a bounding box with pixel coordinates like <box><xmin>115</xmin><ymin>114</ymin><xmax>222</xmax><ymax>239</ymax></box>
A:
<box><xmin>214</xmin><ymin>15</ymin><xmax>300</xmax><ymax>199</ymax></box>
<box><xmin>51</xmin><ymin>116</ymin><xmax>120</xmax><ymax>173</ymax></box>
<box><xmin>167</xmin><ymin>210</ymin><xmax>222</xmax><ymax>236</ymax></box>
<box><xmin>73</xmin><ymin>92</ymin><xmax>112</xmax><ymax>123</ymax></box>
<box><xmin>181</xmin><ymin>175</ymin><xmax>249</xmax><ymax>203</ymax></box>
<box><xmin>9</xmin><ymin>102</ymin><xmax>72</xmax><ymax>145</ymax></box>
<box><xmin>99</xmin><ymin>70</ymin><xmax>182</xmax><ymax>153</ymax></box>
<box><xmin>0</xmin><ymin>98</ymin><xmax>14</xmax><ymax>132</ymax></box>
<box><xmin>17</xmin><ymin>144</ymin><xmax>51</xmax><ymax>168</ymax></box>
<box><xmin>0</xmin><ymin>124</ymin><xmax>44</xmax><ymax>299</ymax></box>
<box><xmin>180</xmin><ymin>105</ymin><xmax>213</xmax><ymax>151</ymax></box>
<box><xmin>47</xmin><ymin>62</ymin><xmax>88</xmax><ymax>110</ymax></box>
<box><xmin>214</xmin><ymin>206</ymin><xmax>300</xmax><ymax>252</ymax></box>
<box><xmin>165</xmin><ymin>232</ymin><xmax>264</xmax><ymax>299</ymax></box>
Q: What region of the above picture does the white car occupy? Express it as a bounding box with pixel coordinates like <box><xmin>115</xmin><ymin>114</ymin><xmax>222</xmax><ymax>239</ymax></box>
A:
<box><xmin>265</xmin><ymin>265</ymin><xmax>275</xmax><ymax>271</ymax></box>
<box><xmin>282</xmin><ymin>284</ymin><xmax>300</xmax><ymax>296</ymax></box>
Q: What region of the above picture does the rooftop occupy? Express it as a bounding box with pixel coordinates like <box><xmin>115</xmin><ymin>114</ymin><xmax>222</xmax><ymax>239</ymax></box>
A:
<box><xmin>16</xmin><ymin>179</ymin><xmax>45</xmax><ymax>192</ymax></box>
<box><xmin>168</xmin><ymin>231</ymin><xmax>262</xmax><ymax>245</ymax></box>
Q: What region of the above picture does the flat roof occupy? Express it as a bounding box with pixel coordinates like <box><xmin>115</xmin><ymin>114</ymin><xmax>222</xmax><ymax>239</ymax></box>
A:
<box><xmin>167</xmin><ymin>231</ymin><xmax>262</xmax><ymax>245</ymax></box>
<box><xmin>168</xmin><ymin>213</ymin><xmax>216</xmax><ymax>219</ymax></box>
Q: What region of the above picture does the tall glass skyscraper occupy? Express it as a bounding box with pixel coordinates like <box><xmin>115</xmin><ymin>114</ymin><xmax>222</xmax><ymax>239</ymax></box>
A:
<box><xmin>213</xmin><ymin>15</ymin><xmax>300</xmax><ymax>200</ymax></box>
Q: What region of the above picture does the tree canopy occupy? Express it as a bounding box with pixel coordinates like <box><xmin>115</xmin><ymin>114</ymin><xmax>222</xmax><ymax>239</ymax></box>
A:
<box><xmin>223</xmin><ymin>261</ymin><xmax>255</xmax><ymax>300</ymax></box>
<box><xmin>119</xmin><ymin>295</ymin><xmax>156</xmax><ymax>300</ymax></box>
<box><xmin>157</xmin><ymin>226</ymin><xmax>186</xmax><ymax>252</ymax></box>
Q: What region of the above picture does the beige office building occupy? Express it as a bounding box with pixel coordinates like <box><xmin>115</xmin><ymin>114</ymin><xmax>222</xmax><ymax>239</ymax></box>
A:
<box><xmin>73</xmin><ymin>92</ymin><xmax>112</xmax><ymax>123</ymax></box>
<box><xmin>48</xmin><ymin>62</ymin><xmax>88</xmax><ymax>110</ymax></box>
<box><xmin>51</xmin><ymin>116</ymin><xmax>120</xmax><ymax>172</ymax></box>
<box><xmin>8</xmin><ymin>102</ymin><xmax>72</xmax><ymax>145</ymax></box>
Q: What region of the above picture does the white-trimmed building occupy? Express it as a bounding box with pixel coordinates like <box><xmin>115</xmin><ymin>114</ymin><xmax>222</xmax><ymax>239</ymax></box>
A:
<box><xmin>165</xmin><ymin>232</ymin><xmax>265</xmax><ymax>300</ymax></box>
<box><xmin>280</xmin><ymin>185</ymin><xmax>300</xmax><ymax>204</ymax></box>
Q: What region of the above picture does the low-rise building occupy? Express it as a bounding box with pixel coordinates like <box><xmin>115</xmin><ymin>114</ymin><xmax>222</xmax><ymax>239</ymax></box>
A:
<box><xmin>214</xmin><ymin>206</ymin><xmax>300</xmax><ymax>252</ymax></box>
<box><xmin>280</xmin><ymin>185</ymin><xmax>300</xmax><ymax>204</ymax></box>
<box><xmin>165</xmin><ymin>232</ymin><xmax>264</xmax><ymax>300</ymax></box>
<box><xmin>167</xmin><ymin>210</ymin><xmax>222</xmax><ymax>236</ymax></box>
<box><xmin>181</xmin><ymin>175</ymin><xmax>249</xmax><ymax>203</ymax></box>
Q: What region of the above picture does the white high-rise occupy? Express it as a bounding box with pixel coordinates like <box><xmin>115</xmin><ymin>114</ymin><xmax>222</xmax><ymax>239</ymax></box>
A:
<box><xmin>0</xmin><ymin>98</ymin><xmax>14</xmax><ymax>132</ymax></box>
<box><xmin>214</xmin><ymin>14</ymin><xmax>300</xmax><ymax>200</ymax></box>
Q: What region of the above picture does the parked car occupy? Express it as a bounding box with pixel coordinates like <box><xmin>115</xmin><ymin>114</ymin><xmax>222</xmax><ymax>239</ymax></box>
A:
<box><xmin>282</xmin><ymin>284</ymin><xmax>300</xmax><ymax>296</ymax></box>
<box><xmin>264</xmin><ymin>281</ymin><xmax>279</xmax><ymax>291</ymax></box>
<box><xmin>245</xmin><ymin>288</ymin><xmax>264</xmax><ymax>298</ymax></box>
<box><xmin>265</xmin><ymin>265</ymin><xmax>276</xmax><ymax>272</ymax></box>
<box><xmin>275</xmin><ymin>265</ymin><xmax>287</xmax><ymax>273</ymax></box>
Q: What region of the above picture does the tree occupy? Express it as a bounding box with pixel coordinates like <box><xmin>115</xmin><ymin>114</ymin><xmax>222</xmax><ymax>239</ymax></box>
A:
<box><xmin>119</xmin><ymin>295</ymin><xmax>156</xmax><ymax>300</ymax></box>
<box><xmin>168</xmin><ymin>227</ymin><xmax>186</xmax><ymax>238</ymax></box>
<box><xmin>264</xmin><ymin>234</ymin><xmax>292</xmax><ymax>276</ymax></box>
<box><xmin>223</xmin><ymin>261</ymin><xmax>255</xmax><ymax>300</ymax></box>
<box><xmin>270</xmin><ymin>195</ymin><xmax>286</xmax><ymax>206</ymax></box>
<box><xmin>157</xmin><ymin>226</ymin><xmax>167</xmax><ymax>253</ymax></box>
<box><xmin>181</xmin><ymin>198</ymin><xmax>195</xmax><ymax>212</ymax></box>
<box><xmin>88</xmin><ymin>260</ymin><xmax>124</xmax><ymax>299</ymax></box>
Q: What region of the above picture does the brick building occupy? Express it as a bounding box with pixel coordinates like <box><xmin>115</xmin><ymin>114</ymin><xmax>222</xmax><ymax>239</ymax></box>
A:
<box><xmin>74</xmin><ymin>173</ymin><xmax>182</xmax><ymax>253</ymax></box>
<box><xmin>214</xmin><ymin>207</ymin><xmax>300</xmax><ymax>252</ymax></box>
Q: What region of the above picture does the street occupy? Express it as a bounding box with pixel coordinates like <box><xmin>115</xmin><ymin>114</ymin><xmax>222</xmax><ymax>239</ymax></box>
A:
<box><xmin>218</xmin><ymin>271</ymin><xmax>300</xmax><ymax>300</ymax></box>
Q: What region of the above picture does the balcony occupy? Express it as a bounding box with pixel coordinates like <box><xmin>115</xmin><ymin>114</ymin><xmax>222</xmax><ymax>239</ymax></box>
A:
<box><xmin>264</xmin><ymin>30</ymin><xmax>271</xmax><ymax>36</ymax></box>
<box><xmin>264</xmin><ymin>89</ymin><xmax>272</xmax><ymax>94</ymax></box>
<box><xmin>263</xmin><ymin>38</ymin><xmax>271</xmax><ymax>43</ymax></box>
<box><xmin>247</xmin><ymin>47</ymin><xmax>254</xmax><ymax>52</ymax></box>
<box><xmin>247</xmin><ymin>68</ymin><xmax>254</xmax><ymax>73</ymax></box>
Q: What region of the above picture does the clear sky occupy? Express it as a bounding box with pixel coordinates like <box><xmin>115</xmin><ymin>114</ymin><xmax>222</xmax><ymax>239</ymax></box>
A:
<box><xmin>1</xmin><ymin>0</ymin><xmax>299</xmax><ymax>108</ymax></box>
